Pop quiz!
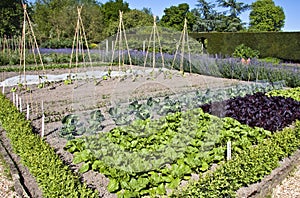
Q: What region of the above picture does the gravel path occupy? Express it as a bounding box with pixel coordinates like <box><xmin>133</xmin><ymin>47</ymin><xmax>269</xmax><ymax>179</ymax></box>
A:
<box><xmin>0</xmin><ymin>159</ymin><xmax>19</xmax><ymax>198</ymax></box>
<box><xmin>272</xmin><ymin>164</ymin><xmax>300</xmax><ymax>198</ymax></box>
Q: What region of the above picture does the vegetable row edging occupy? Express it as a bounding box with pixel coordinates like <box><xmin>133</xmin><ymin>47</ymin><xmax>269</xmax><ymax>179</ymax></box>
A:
<box><xmin>0</xmin><ymin>94</ymin><xmax>98</xmax><ymax>198</ymax></box>
<box><xmin>172</xmin><ymin>120</ymin><xmax>300</xmax><ymax>197</ymax></box>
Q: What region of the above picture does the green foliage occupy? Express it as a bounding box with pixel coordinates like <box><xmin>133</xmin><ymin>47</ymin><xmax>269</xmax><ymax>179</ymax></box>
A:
<box><xmin>33</xmin><ymin>0</ymin><xmax>104</xmax><ymax>42</ymax></box>
<box><xmin>233</xmin><ymin>44</ymin><xmax>260</xmax><ymax>59</ymax></box>
<box><xmin>0</xmin><ymin>0</ymin><xmax>27</xmax><ymax>37</ymax></box>
<box><xmin>65</xmin><ymin>107</ymin><xmax>273</xmax><ymax>197</ymax></box>
<box><xmin>159</xmin><ymin>3</ymin><xmax>196</xmax><ymax>32</ymax></box>
<box><xmin>216</xmin><ymin>0</ymin><xmax>249</xmax><ymax>18</ymax></box>
<box><xmin>192</xmin><ymin>0</ymin><xmax>218</xmax><ymax>32</ymax></box>
<box><xmin>259</xmin><ymin>57</ymin><xmax>282</xmax><ymax>64</ymax></box>
<box><xmin>267</xmin><ymin>87</ymin><xmax>300</xmax><ymax>101</ymax></box>
<box><xmin>216</xmin><ymin>59</ymin><xmax>300</xmax><ymax>88</ymax></box>
<box><xmin>0</xmin><ymin>94</ymin><xmax>98</xmax><ymax>197</ymax></box>
<box><xmin>190</xmin><ymin>32</ymin><xmax>300</xmax><ymax>62</ymax></box>
<box><xmin>60</xmin><ymin>110</ymin><xmax>105</xmax><ymax>139</ymax></box>
<box><xmin>40</xmin><ymin>38</ymin><xmax>74</xmax><ymax>48</ymax></box>
<box><xmin>173</xmin><ymin>120</ymin><xmax>300</xmax><ymax>197</ymax></box>
<box><xmin>249</xmin><ymin>0</ymin><xmax>285</xmax><ymax>32</ymax></box>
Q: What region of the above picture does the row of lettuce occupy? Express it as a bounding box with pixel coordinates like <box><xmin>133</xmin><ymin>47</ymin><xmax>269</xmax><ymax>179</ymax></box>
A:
<box><xmin>0</xmin><ymin>94</ymin><xmax>99</xmax><ymax>197</ymax></box>
<box><xmin>65</xmin><ymin>87</ymin><xmax>300</xmax><ymax>197</ymax></box>
<box><xmin>0</xmin><ymin>87</ymin><xmax>299</xmax><ymax>197</ymax></box>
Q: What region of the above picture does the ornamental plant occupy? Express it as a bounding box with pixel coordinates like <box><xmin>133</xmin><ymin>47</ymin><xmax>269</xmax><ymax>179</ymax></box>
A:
<box><xmin>233</xmin><ymin>44</ymin><xmax>260</xmax><ymax>59</ymax></box>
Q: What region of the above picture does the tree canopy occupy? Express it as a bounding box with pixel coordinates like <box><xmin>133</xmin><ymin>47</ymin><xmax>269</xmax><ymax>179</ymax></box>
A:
<box><xmin>192</xmin><ymin>0</ymin><xmax>248</xmax><ymax>32</ymax></box>
<box><xmin>0</xmin><ymin>0</ymin><xmax>28</xmax><ymax>37</ymax></box>
<box><xmin>216</xmin><ymin>0</ymin><xmax>249</xmax><ymax>18</ymax></box>
<box><xmin>159</xmin><ymin>3</ymin><xmax>196</xmax><ymax>32</ymax></box>
<box><xmin>249</xmin><ymin>0</ymin><xmax>285</xmax><ymax>31</ymax></box>
<box><xmin>0</xmin><ymin>0</ymin><xmax>288</xmax><ymax>44</ymax></box>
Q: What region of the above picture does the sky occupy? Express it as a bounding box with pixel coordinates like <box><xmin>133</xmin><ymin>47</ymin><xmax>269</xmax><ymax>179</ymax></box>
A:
<box><xmin>27</xmin><ymin>0</ymin><xmax>300</xmax><ymax>31</ymax></box>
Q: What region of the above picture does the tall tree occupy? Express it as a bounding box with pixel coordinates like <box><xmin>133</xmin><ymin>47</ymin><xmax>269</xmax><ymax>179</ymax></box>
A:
<box><xmin>216</xmin><ymin>0</ymin><xmax>249</xmax><ymax>18</ymax></box>
<box><xmin>192</xmin><ymin>0</ymin><xmax>219</xmax><ymax>32</ymax></box>
<box><xmin>32</xmin><ymin>0</ymin><xmax>104</xmax><ymax>41</ymax></box>
<box><xmin>0</xmin><ymin>0</ymin><xmax>28</xmax><ymax>37</ymax></box>
<box><xmin>101</xmin><ymin>0</ymin><xmax>130</xmax><ymax>24</ymax></box>
<box><xmin>196</xmin><ymin>0</ymin><xmax>216</xmax><ymax>20</ymax></box>
<box><xmin>249</xmin><ymin>0</ymin><xmax>285</xmax><ymax>31</ymax></box>
<box><xmin>33</xmin><ymin>0</ymin><xmax>77</xmax><ymax>40</ymax></box>
<box><xmin>216</xmin><ymin>0</ymin><xmax>249</xmax><ymax>32</ymax></box>
<box><xmin>159</xmin><ymin>3</ymin><xmax>196</xmax><ymax>32</ymax></box>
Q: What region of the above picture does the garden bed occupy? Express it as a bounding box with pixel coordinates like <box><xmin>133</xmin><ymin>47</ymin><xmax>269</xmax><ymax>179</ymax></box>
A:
<box><xmin>0</xmin><ymin>66</ymin><xmax>247</xmax><ymax>197</ymax></box>
<box><xmin>0</xmin><ymin>65</ymin><xmax>299</xmax><ymax>197</ymax></box>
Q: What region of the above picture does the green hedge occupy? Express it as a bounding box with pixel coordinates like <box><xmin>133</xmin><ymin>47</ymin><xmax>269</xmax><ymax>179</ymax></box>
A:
<box><xmin>0</xmin><ymin>94</ymin><xmax>98</xmax><ymax>197</ymax></box>
<box><xmin>190</xmin><ymin>32</ymin><xmax>300</xmax><ymax>62</ymax></box>
<box><xmin>172</xmin><ymin>120</ymin><xmax>300</xmax><ymax>197</ymax></box>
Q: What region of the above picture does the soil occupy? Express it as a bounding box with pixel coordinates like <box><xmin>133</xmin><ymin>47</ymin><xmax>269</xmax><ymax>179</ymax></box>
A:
<box><xmin>1</xmin><ymin>65</ymin><xmax>292</xmax><ymax>197</ymax></box>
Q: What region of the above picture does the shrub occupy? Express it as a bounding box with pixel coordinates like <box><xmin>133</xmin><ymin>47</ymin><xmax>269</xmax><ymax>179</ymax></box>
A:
<box><xmin>233</xmin><ymin>44</ymin><xmax>260</xmax><ymax>59</ymax></box>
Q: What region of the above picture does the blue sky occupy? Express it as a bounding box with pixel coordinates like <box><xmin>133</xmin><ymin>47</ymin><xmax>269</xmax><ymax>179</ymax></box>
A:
<box><xmin>27</xmin><ymin>0</ymin><xmax>299</xmax><ymax>31</ymax></box>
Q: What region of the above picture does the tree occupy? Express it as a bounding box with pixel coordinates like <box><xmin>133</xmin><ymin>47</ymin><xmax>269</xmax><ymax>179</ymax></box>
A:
<box><xmin>0</xmin><ymin>0</ymin><xmax>28</xmax><ymax>37</ymax></box>
<box><xmin>101</xmin><ymin>0</ymin><xmax>130</xmax><ymax>25</ymax></box>
<box><xmin>217</xmin><ymin>0</ymin><xmax>249</xmax><ymax>18</ymax></box>
<box><xmin>141</xmin><ymin>7</ymin><xmax>153</xmax><ymax>16</ymax></box>
<box><xmin>159</xmin><ymin>3</ymin><xmax>196</xmax><ymax>32</ymax></box>
<box><xmin>193</xmin><ymin>0</ymin><xmax>222</xmax><ymax>32</ymax></box>
<box><xmin>196</xmin><ymin>0</ymin><xmax>216</xmax><ymax>20</ymax></box>
<box><xmin>81</xmin><ymin>3</ymin><xmax>105</xmax><ymax>42</ymax></box>
<box><xmin>216</xmin><ymin>0</ymin><xmax>249</xmax><ymax>32</ymax></box>
<box><xmin>249</xmin><ymin>0</ymin><xmax>285</xmax><ymax>31</ymax></box>
<box><xmin>32</xmin><ymin>0</ymin><xmax>104</xmax><ymax>41</ymax></box>
<box><xmin>33</xmin><ymin>0</ymin><xmax>77</xmax><ymax>40</ymax></box>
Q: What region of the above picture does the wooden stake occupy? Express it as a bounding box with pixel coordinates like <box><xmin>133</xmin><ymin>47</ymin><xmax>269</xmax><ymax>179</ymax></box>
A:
<box><xmin>26</xmin><ymin>103</ymin><xmax>30</xmax><ymax>120</ymax></box>
<box><xmin>106</xmin><ymin>39</ymin><xmax>108</xmax><ymax>54</ymax></box>
<box><xmin>41</xmin><ymin>113</ymin><xmax>45</xmax><ymax>138</ymax></box>
<box><xmin>19</xmin><ymin>97</ymin><xmax>22</xmax><ymax>112</ymax></box>
<box><xmin>13</xmin><ymin>92</ymin><xmax>15</xmax><ymax>105</ymax></box>
<box><xmin>227</xmin><ymin>141</ymin><xmax>232</xmax><ymax>161</ymax></box>
<box><xmin>144</xmin><ymin>15</ymin><xmax>164</xmax><ymax>71</ymax></box>
<box><xmin>143</xmin><ymin>40</ymin><xmax>146</xmax><ymax>53</ymax></box>
<box><xmin>16</xmin><ymin>94</ymin><xmax>19</xmax><ymax>109</ymax></box>
<box><xmin>110</xmin><ymin>10</ymin><xmax>132</xmax><ymax>72</ymax></box>
<box><xmin>172</xmin><ymin>18</ymin><xmax>191</xmax><ymax>73</ymax></box>
<box><xmin>41</xmin><ymin>100</ymin><xmax>45</xmax><ymax>138</ymax></box>
<box><xmin>2</xmin><ymin>84</ymin><xmax>4</xmax><ymax>94</ymax></box>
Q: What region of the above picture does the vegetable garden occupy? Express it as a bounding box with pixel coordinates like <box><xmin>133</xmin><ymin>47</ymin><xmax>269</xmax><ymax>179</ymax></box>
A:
<box><xmin>0</xmin><ymin>5</ymin><xmax>300</xmax><ymax>198</ymax></box>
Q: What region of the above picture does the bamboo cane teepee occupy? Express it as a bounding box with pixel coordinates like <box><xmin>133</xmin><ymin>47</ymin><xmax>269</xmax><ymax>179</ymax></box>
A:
<box><xmin>143</xmin><ymin>15</ymin><xmax>165</xmax><ymax>71</ymax></box>
<box><xmin>172</xmin><ymin>18</ymin><xmax>192</xmax><ymax>74</ymax></box>
<box><xmin>69</xmin><ymin>6</ymin><xmax>93</xmax><ymax>81</ymax></box>
<box><xmin>110</xmin><ymin>10</ymin><xmax>132</xmax><ymax>73</ymax></box>
<box><xmin>19</xmin><ymin>3</ymin><xmax>45</xmax><ymax>87</ymax></box>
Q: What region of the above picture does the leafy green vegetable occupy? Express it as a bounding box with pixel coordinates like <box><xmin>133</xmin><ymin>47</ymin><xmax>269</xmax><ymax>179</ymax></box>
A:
<box><xmin>65</xmin><ymin>107</ymin><xmax>273</xmax><ymax>197</ymax></box>
<box><xmin>0</xmin><ymin>94</ymin><xmax>98</xmax><ymax>197</ymax></box>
